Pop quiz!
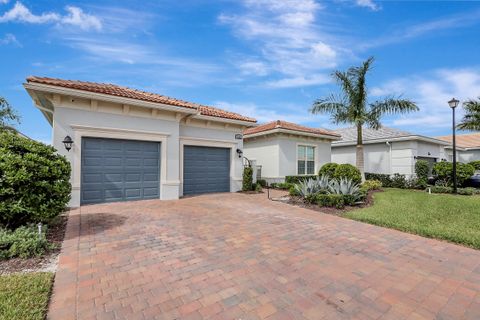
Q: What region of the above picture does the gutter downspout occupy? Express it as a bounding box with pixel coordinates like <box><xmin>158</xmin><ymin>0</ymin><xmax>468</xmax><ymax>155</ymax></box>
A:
<box><xmin>386</xmin><ymin>141</ymin><xmax>392</xmax><ymax>175</ymax></box>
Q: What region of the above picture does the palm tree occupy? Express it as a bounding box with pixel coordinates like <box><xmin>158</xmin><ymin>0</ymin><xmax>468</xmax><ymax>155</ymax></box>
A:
<box><xmin>458</xmin><ymin>98</ymin><xmax>480</xmax><ymax>131</ymax></box>
<box><xmin>0</xmin><ymin>96</ymin><xmax>20</xmax><ymax>130</ymax></box>
<box><xmin>310</xmin><ymin>57</ymin><xmax>418</xmax><ymax>178</ymax></box>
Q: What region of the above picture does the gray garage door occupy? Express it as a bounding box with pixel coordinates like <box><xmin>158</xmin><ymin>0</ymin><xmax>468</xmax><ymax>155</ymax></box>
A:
<box><xmin>183</xmin><ymin>146</ymin><xmax>230</xmax><ymax>195</ymax></box>
<box><xmin>81</xmin><ymin>137</ymin><xmax>160</xmax><ymax>205</ymax></box>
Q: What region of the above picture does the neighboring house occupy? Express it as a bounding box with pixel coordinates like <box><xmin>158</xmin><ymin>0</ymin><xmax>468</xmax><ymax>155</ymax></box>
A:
<box><xmin>436</xmin><ymin>133</ymin><xmax>480</xmax><ymax>163</ymax></box>
<box><xmin>24</xmin><ymin>76</ymin><xmax>257</xmax><ymax>206</ymax></box>
<box><xmin>243</xmin><ymin>120</ymin><xmax>340</xmax><ymax>183</ymax></box>
<box><xmin>331</xmin><ymin>126</ymin><xmax>450</xmax><ymax>176</ymax></box>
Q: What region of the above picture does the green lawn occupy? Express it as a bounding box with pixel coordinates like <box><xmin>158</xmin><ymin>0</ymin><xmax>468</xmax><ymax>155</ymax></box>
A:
<box><xmin>0</xmin><ymin>272</ymin><xmax>53</xmax><ymax>320</ymax></box>
<box><xmin>345</xmin><ymin>189</ymin><xmax>480</xmax><ymax>249</ymax></box>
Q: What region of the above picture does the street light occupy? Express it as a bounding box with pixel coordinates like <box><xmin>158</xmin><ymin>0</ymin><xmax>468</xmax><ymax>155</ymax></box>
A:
<box><xmin>448</xmin><ymin>98</ymin><xmax>459</xmax><ymax>194</ymax></box>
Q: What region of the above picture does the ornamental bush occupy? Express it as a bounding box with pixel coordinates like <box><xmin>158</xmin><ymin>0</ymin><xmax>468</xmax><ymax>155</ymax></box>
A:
<box><xmin>318</xmin><ymin>163</ymin><xmax>338</xmax><ymax>177</ymax></box>
<box><xmin>0</xmin><ymin>131</ymin><xmax>71</xmax><ymax>229</ymax></box>
<box><xmin>242</xmin><ymin>166</ymin><xmax>253</xmax><ymax>191</ymax></box>
<box><xmin>365</xmin><ymin>172</ymin><xmax>393</xmax><ymax>187</ymax></box>
<box><xmin>315</xmin><ymin>194</ymin><xmax>345</xmax><ymax>209</ymax></box>
<box><xmin>0</xmin><ymin>225</ymin><xmax>53</xmax><ymax>259</ymax></box>
<box><xmin>469</xmin><ymin>160</ymin><xmax>480</xmax><ymax>171</ymax></box>
<box><xmin>390</xmin><ymin>173</ymin><xmax>407</xmax><ymax>188</ymax></box>
<box><xmin>415</xmin><ymin>160</ymin><xmax>429</xmax><ymax>183</ymax></box>
<box><xmin>333</xmin><ymin>164</ymin><xmax>361</xmax><ymax>185</ymax></box>
<box><xmin>361</xmin><ymin>179</ymin><xmax>382</xmax><ymax>191</ymax></box>
<box><xmin>432</xmin><ymin>162</ymin><xmax>475</xmax><ymax>187</ymax></box>
<box><xmin>285</xmin><ymin>175</ymin><xmax>317</xmax><ymax>184</ymax></box>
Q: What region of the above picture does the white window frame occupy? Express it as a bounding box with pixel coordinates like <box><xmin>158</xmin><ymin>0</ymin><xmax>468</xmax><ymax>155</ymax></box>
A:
<box><xmin>297</xmin><ymin>144</ymin><xmax>316</xmax><ymax>175</ymax></box>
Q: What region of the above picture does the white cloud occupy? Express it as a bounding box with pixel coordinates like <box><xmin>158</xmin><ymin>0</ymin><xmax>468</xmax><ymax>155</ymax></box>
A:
<box><xmin>238</xmin><ymin>60</ymin><xmax>269</xmax><ymax>76</ymax></box>
<box><xmin>214</xmin><ymin>100</ymin><xmax>316</xmax><ymax>124</ymax></box>
<box><xmin>371</xmin><ymin>68</ymin><xmax>480</xmax><ymax>131</ymax></box>
<box><xmin>0</xmin><ymin>33</ymin><xmax>20</xmax><ymax>46</ymax></box>
<box><xmin>1</xmin><ymin>0</ymin><xmax>9</xmax><ymax>4</ymax></box>
<box><xmin>219</xmin><ymin>0</ymin><xmax>341</xmax><ymax>88</ymax></box>
<box><xmin>0</xmin><ymin>2</ymin><xmax>102</xmax><ymax>31</ymax></box>
<box><xmin>265</xmin><ymin>75</ymin><xmax>330</xmax><ymax>88</ymax></box>
<box><xmin>355</xmin><ymin>0</ymin><xmax>380</xmax><ymax>11</ymax></box>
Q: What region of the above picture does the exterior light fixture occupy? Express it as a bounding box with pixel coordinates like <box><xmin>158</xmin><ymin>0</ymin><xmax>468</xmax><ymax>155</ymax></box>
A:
<box><xmin>62</xmin><ymin>135</ymin><xmax>74</xmax><ymax>152</ymax></box>
<box><xmin>236</xmin><ymin>148</ymin><xmax>243</xmax><ymax>158</ymax></box>
<box><xmin>448</xmin><ymin>98</ymin><xmax>459</xmax><ymax>194</ymax></box>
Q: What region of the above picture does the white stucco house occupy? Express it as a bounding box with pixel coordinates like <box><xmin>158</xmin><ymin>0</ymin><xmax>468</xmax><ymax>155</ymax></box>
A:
<box><xmin>436</xmin><ymin>133</ymin><xmax>480</xmax><ymax>163</ymax></box>
<box><xmin>24</xmin><ymin>76</ymin><xmax>257</xmax><ymax>206</ymax></box>
<box><xmin>331</xmin><ymin>126</ymin><xmax>450</xmax><ymax>176</ymax></box>
<box><xmin>243</xmin><ymin>120</ymin><xmax>340</xmax><ymax>183</ymax></box>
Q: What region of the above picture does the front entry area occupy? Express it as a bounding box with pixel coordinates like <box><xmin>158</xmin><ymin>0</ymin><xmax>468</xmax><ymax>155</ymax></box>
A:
<box><xmin>81</xmin><ymin>137</ymin><xmax>160</xmax><ymax>205</ymax></box>
<box><xmin>183</xmin><ymin>145</ymin><xmax>230</xmax><ymax>196</ymax></box>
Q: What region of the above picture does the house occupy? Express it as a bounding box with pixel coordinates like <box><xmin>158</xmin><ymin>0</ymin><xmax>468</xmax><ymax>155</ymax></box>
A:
<box><xmin>331</xmin><ymin>126</ymin><xmax>450</xmax><ymax>176</ymax></box>
<box><xmin>436</xmin><ymin>132</ymin><xmax>480</xmax><ymax>163</ymax></box>
<box><xmin>24</xmin><ymin>76</ymin><xmax>257</xmax><ymax>206</ymax></box>
<box><xmin>243</xmin><ymin>120</ymin><xmax>340</xmax><ymax>183</ymax></box>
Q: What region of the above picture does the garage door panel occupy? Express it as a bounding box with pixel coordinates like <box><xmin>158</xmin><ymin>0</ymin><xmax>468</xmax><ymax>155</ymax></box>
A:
<box><xmin>183</xmin><ymin>146</ymin><xmax>230</xmax><ymax>196</ymax></box>
<box><xmin>81</xmin><ymin>137</ymin><xmax>160</xmax><ymax>205</ymax></box>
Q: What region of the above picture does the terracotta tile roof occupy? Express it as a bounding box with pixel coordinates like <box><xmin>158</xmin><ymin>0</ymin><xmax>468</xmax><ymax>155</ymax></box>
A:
<box><xmin>26</xmin><ymin>76</ymin><xmax>256</xmax><ymax>123</ymax></box>
<box><xmin>244</xmin><ymin>120</ymin><xmax>340</xmax><ymax>138</ymax></box>
<box><xmin>436</xmin><ymin>133</ymin><xmax>480</xmax><ymax>149</ymax></box>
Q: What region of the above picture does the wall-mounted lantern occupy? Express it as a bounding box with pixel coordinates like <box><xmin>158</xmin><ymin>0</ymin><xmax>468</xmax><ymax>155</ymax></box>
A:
<box><xmin>235</xmin><ymin>133</ymin><xmax>243</xmax><ymax>140</ymax></box>
<box><xmin>62</xmin><ymin>135</ymin><xmax>74</xmax><ymax>152</ymax></box>
<box><xmin>236</xmin><ymin>148</ymin><xmax>243</xmax><ymax>158</ymax></box>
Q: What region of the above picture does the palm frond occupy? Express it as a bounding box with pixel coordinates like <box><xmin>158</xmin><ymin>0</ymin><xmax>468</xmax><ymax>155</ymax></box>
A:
<box><xmin>458</xmin><ymin>98</ymin><xmax>480</xmax><ymax>131</ymax></box>
<box><xmin>369</xmin><ymin>98</ymin><xmax>418</xmax><ymax>116</ymax></box>
<box><xmin>310</xmin><ymin>94</ymin><xmax>348</xmax><ymax>115</ymax></box>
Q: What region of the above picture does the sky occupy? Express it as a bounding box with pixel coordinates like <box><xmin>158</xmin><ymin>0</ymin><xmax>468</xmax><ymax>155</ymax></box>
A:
<box><xmin>0</xmin><ymin>0</ymin><xmax>479</xmax><ymax>143</ymax></box>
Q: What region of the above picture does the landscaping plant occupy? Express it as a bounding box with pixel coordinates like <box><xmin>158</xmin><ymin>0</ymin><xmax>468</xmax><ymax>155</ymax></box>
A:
<box><xmin>0</xmin><ymin>226</ymin><xmax>53</xmax><ymax>259</ymax></box>
<box><xmin>432</xmin><ymin>162</ymin><xmax>475</xmax><ymax>187</ymax></box>
<box><xmin>0</xmin><ymin>131</ymin><xmax>71</xmax><ymax>229</ymax></box>
<box><xmin>390</xmin><ymin>173</ymin><xmax>407</xmax><ymax>189</ymax></box>
<box><xmin>365</xmin><ymin>172</ymin><xmax>393</xmax><ymax>187</ymax></box>
<box><xmin>469</xmin><ymin>160</ymin><xmax>480</xmax><ymax>171</ymax></box>
<box><xmin>415</xmin><ymin>160</ymin><xmax>429</xmax><ymax>184</ymax></box>
<box><xmin>361</xmin><ymin>179</ymin><xmax>382</xmax><ymax>191</ymax></box>
<box><xmin>242</xmin><ymin>166</ymin><xmax>253</xmax><ymax>191</ymax></box>
<box><xmin>318</xmin><ymin>163</ymin><xmax>338</xmax><ymax>178</ymax></box>
<box><xmin>333</xmin><ymin>164</ymin><xmax>362</xmax><ymax>185</ymax></box>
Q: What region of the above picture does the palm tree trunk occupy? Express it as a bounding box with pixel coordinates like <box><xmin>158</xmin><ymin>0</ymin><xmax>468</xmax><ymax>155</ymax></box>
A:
<box><xmin>356</xmin><ymin>124</ymin><xmax>366</xmax><ymax>182</ymax></box>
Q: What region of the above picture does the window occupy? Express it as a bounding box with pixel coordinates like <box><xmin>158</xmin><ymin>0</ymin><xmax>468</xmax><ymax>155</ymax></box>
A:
<box><xmin>297</xmin><ymin>145</ymin><xmax>315</xmax><ymax>175</ymax></box>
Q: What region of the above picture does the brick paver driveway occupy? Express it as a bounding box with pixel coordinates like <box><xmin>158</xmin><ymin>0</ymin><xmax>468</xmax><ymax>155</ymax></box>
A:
<box><xmin>50</xmin><ymin>192</ymin><xmax>480</xmax><ymax>320</ymax></box>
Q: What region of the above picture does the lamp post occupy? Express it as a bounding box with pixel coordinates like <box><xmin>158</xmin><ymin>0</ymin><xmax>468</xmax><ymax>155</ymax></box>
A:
<box><xmin>448</xmin><ymin>98</ymin><xmax>459</xmax><ymax>194</ymax></box>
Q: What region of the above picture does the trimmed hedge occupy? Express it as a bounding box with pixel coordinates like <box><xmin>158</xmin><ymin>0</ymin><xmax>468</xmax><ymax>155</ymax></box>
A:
<box><xmin>362</xmin><ymin>180</ymin><xmax>382</xmax><ymax>191</ymax></box>
<box><xmin>333</xmin><ymin>164</ymin><xmax>361</xmax><ymax>184</ymax></box>
<box><xmin>432</xmin><ymin>162</ymin><xmax>475</xmax><ymax>187</ymax></box>
<box><xmin>415</xmin><ymin>160</ymin><xmax>429</xmax><ymax>185</ymax></box>
<box><xmin>469</xmin><ymin>160</ymin><xmax>480</xmax><ymax>171</ymax></box>
<box><xmin>242</xmin><ymin>167</ymin><xmax>253</xmax><ymax>191</ymax></box>
<box><xmin>315</xmin><ymin>194</ymin><xmax>345</xmax><ymax>209</ymax></box>
<box><xmin>365</xmin><ymin>172</ymin><xmax>393</xmax><ymax>187</ymax></box>
<box><xmin>318</xmin><ymin>163</ymin><xmax>338</xmax><ymax>177</ymax></box>
<box><xmin>285</xmin><ymin>175</ymin><xmax>317</xmax><ymax>184</ymax></box>
<box><xmin>0</xmin><ymin>131</ymin><xmax>71</xmax><ymax>229</ymax></box>
<box><xmin>257</xmin><ymin>179</ymin><xmax>267</xmax><ymax>187</ymax></box>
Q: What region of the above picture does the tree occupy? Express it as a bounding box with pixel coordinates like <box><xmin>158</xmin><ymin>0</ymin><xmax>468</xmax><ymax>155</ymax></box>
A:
<box><xmin>0</xmin><ymin>96</ymin><xmax>20</xmax><ymax>130</ymax></box>
<box><xmin>310</xmin><ymin>57</ymin><xmax>418</xmax><ymax>178</ymax></box>
<box><xmin>458</xmin><ymin>98</ymin><xmax>480</xmax><ymax>131</ymax></box>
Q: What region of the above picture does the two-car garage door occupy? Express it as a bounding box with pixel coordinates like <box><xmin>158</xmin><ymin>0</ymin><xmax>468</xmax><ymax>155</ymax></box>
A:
<box><xmin>80</xmin><ymin>138</ymin><xmax>231</xmax><ymax>204</ymax></box>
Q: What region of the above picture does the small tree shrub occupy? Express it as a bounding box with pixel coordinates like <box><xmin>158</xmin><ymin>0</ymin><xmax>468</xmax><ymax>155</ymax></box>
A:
<box><xmin>257</xmin><ymin>179</ymin><xmax>267</xmax><ymax>187</ymax></box>
<box><xmin>333</xmin><ymin>164</ymin><xmax>361</xmax><ymax>184</ymax></box>
<box><xmin>457</xmin><ymin>188</ymin><xmax>475</xmax><ymax>196</ymax></box>
<box><xmin>469</xmin><ymin>160</ymin><xmax>480</xmax><ymax>171</ymax></box>
<box><xmin>415</xmin><ymin>160</ymin><xmax>429</xmax><ymax>185</ymax></box>
<box><xmin>315</xmin><ymin>194</ymin><xmax>345</xmax><ymax>209</ymax></box>
<box><xmin>242</xmin><ymin>166</ymin><xmax>253</xmax><ymax>191</ymax></box>
<box><xmin>432</xmin><ymin>162</ymin><xmax>475</xmax><ymax>187</ymax></box>
<box><xmin>390</xmin><ymin>173</ymin><xmax>407</xmax><ymax>188</ymax></box>
<box><xmin>365</xmin><ymin>172</ymin><xmax>393</xmax><ymax>187</ymax></box>
<box><xmin>0</xmin><ymin>226</ymin><xmax>53</xmax><ymax>259</ymax></box>
<box><xmin>0</xmin><ymin>132</ymin><xmax>71</xmax><ymax>229</ymax></box>
<box><xmin>361</xmin><ymin>180</ymin><xmax>382</xmax><ymax>191</ymax></box>
<box><xmin>318</xmin><ymin>163</ymin><xmax>338</xmax><ymax>177</ymax></box>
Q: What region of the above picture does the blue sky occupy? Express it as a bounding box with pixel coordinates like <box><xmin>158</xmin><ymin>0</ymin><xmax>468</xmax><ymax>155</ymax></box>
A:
<box><xmin>1</xmin><ymin>0</ymin><xmax>479</xmax><ymax>143</ymax></box>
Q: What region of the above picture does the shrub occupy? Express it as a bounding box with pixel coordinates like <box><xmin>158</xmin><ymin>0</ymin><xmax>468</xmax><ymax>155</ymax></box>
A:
<box><xmin>457</xmin><ymin>188</ymin><xmax>475</xmax><ymax>196</ymax></box>
<box><xmin>294</xmin><ymin>178</ymin><xmax>323</xmax><ymax>199</ymax></box>
<box><xmin>289</xmin><ymin>185</ymin><xmax>300</xmax><ymax>197</ymax></box>
<box><xmin>365</xmin><ymin>172</ymin><xmax>393</xmax><ymax>187</ymax></box>
<box><xmin>469</xmin><ymin>160</ymin><xmax>480</xmax><ymax>171</ymax></box>
<box><xmin>254</xmin><ymin>183</ymin><xmax>262</xmax><ymax>192</ymax></box>
<box><xmin>315</xmin><ymin>194</ymin><xmax>345</xmax><ymax>209</ymax></box>
<box><xmin>429</xmin><ymin>186</ymin><xmax>452</xmax><ymax>194</ymax></box>
<box><xmin>361</xmin><ymin>180</ymin><xmax>382</xmax><ymax>191</ymax></box>
<box><xmin>318</xmin><ymin>163</ymin><xmax>338</xmax><ymax>177</ymax></box>
<box><xmin>432</xmin><ymin>162</ymin><xmax>475</xmax><ymax>187</ymax></box>
<box><xmin>257</xmin><ymin>179</ymin><xmax>267</xmax><ymax>187</ymax></box>
<box><xmin>327</xmin><ymin>178</ymin><xmax>365</xmax><ymax>203</ymax></box>
<box><xmin>333</xmin><ymin>164</ymin><xmax>361</xmax><ymax>184</ymax></box>
<box><xmin>415</xmin><ymin>160</ymin><xmax>429</xmax><ymax>186</ymax></box>
<box><xmin>273</xmin><ymin>182</ymin><xmax>294</xmax><ymax>190</ymax></box>
<box><xmin>391</xmin><ymin>173</ymin><xmax>407</xmax><ymax>189</ymax></box>
<box><xmin>406</xmin><ymin>177</ymin><xmax>427</xmax><ymax>190</ymax></box>
<box><xmin>285</xmin><ymin>175</ymin><xmax>317</xmax><ymax>184</ymax></box>
<box><xmin>242</xmin><ymin>166</ymin><xmax>253</xmax><ymax>191</ymax></box>
<box><xmin>0</xmin><ymin>226</ymin><xmax>53</xmax><ymax>259</ymax></box>
<box><xmin>0</xmin><ymin>131</ymin><xmax>71</xmax><ymax>229</ymax></box>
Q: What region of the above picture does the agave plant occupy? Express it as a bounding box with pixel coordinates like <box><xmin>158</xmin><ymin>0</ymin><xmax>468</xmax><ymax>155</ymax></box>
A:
<box><xmin>294</xmin><ymin>178</ymin><xmax>322</xmax><ymax>198</ymax></box>
<box><xmin>328</xmin><ymin>178</ymin><xmax>361</xmax><ymax>197</ymax></box>
<box><xmin>317</xmin><ymin>175</ymin><xmax>332</xmax><ymax>189</ymax></box>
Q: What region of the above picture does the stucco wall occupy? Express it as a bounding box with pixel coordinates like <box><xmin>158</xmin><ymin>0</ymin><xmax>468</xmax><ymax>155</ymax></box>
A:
<box><xmin>332</xmin><ymin>143</ymin><xmax>390</xmax><ymax>174</ymax></box>
<box><xmin>244</xmin><ymin>134</ymin><xmax>332</xmax><ymax>182</ymax></box>
<box><xmin>49</xmin><ymin>95</ymin><xmax>246</xmax><ymax>206</ymax></box>
<box><xmin>445</xmin><ymin>149</ymin><xmax>480</xmax><ymax>163</ymax></box>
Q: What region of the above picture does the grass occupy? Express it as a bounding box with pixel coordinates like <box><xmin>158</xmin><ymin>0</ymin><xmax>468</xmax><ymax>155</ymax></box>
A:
<box><xmin>0</xmin><ymin>272</ymin><xmax>54</xmax><ymax>320</ymax></box>
<box><xmin>345</xmin><ymin>188</ymin><xmax>480</xmax><ymax>249</ymax></box>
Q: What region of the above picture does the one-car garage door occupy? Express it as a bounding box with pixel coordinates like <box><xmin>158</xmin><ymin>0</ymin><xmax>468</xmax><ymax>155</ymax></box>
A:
<box><xmin>81</xmin><ymin>137</ymin><xmax>160</xmax><ymax>205</ymax></box>
<box><xmin>183</xmin><ymin>146</ymin><xmax>230</xmax><ymax>196</ymax></box>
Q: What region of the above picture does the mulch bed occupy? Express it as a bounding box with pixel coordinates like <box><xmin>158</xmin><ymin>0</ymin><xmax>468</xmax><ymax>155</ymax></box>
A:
<box><xmin>0</xmin><ymin>213</ymin><xmax>68</xmax><ymax>274</ymax></box>
<box><xmin>285</xmin><ymin>189</ymin><xmax>382</xmax><ymax>216</ymax></box>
